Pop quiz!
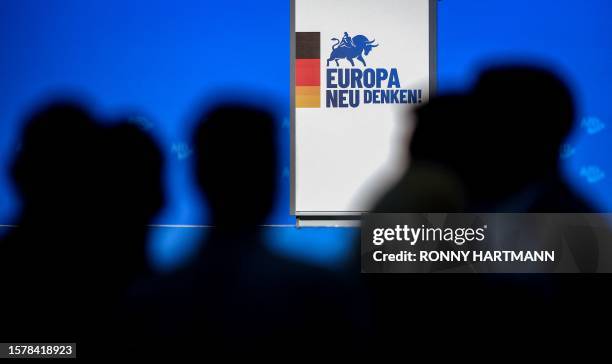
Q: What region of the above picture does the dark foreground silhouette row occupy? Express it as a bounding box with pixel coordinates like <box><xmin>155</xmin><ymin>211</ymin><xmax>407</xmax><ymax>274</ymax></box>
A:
<box><xmin>0</xmin><ymin>65</ymin><xmax>610</xmax><ymax>356</ymax></box>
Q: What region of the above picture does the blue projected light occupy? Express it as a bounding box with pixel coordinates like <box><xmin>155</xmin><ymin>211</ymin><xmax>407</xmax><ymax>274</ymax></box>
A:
<box><xmin>1</xmin><ymin>0</ymin><xmax>611</xmax><ymax>270</ymax></box>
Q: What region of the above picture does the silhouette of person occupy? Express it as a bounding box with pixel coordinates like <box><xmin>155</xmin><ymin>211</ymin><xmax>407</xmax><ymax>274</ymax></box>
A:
<box><xmin>372</xmin><ymin>94</ymin><xmax>473</xmax><ymax>214</ymax></box>
<box><xmin>376</xmin><ymin>66</ymin><xmax>595</xmax><ymax>214</ymax></box>
<box><xmin>0</xmin><ymin>102</ymin><xmax>165</xmax><ymax>354</ymax></box>
<box><xmin>128</xmin><ymin>102</ymin><xmax>366</xmax><ymax>353</ymax></box>
<box><xmin>192</xmin><ymin>104</ymin><xmax>360</xmax><ymax>335</ymax></box>
<box><xmin>360</xmin><ymin>66</ymin><xmax>611</xmax><ymax>342</ymax></box>
<box><xmin>0</xmin><ymin>102</ymin><xmax>106</xmax><ymax>341</ymax></box>
<box><xmin>194</xmin><ymin>104</ymin><xmax>277</xmax><ymax>229</ymax></box>
<box><xmin>370</xmin><ymin>65</ymin><xmax>603</xmax><ymax>274</ymax></box>
<box><xmin>468</xmin><ymin>65</ymin><xmax>594</xmax><ymax>213</ymax></box>
<box><xmin>468</xmin><ymin>66</ymin><xmax>604</xmax><ymax>273</ymax></box>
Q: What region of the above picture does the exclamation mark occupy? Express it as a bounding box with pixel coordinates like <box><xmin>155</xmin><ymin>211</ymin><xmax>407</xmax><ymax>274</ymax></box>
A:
<box><xmin>418</xmin><ymin>89</ymin><xmax>422</xmax><ymax>103</ymax></box>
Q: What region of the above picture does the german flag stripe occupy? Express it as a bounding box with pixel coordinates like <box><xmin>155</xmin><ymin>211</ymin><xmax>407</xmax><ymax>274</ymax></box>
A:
<box><xmin>296</xmin><ymin>32</ymin><xmax>320</xmax><ymax>59</ymax></box>
<box><xmin>296</xmin><ymin>32</ymin><xmax>320</xmax><ymax>108</ymax></box>
<box><xmin>296</xmin><ymin>86</ymin><xmax>320</xmax><ymax>108</ymax></box>
<box><xmin>296</xmin><ymin>59</ymin><xmax>320</xmax><ymax>86</ymax></box>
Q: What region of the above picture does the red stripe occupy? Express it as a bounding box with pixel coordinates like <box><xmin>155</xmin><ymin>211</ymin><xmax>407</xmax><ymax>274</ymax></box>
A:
<box><xmin>296</xmin><ymin>59</ymin><xmax>320</xmax><ymax>86</ymax></box>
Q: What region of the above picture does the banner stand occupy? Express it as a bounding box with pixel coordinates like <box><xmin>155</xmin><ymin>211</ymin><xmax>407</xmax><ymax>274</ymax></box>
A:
<box><xmin>291</xmin><ymin>0</ymin><xmax>437</xmax><ymax>227</ymax></box>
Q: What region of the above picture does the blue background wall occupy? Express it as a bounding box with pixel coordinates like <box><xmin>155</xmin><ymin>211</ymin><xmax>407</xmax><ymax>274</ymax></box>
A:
<box><xmin>1</xmin><ymin>0</ymin><xmax>610</xmax><ymax>270</ymax></box>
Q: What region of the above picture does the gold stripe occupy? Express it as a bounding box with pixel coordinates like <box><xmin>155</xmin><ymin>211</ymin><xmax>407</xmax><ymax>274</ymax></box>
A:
<box><xmin>296</xmin><ymin>86</ymin><xmax>320</xmax><ymax>108</ymax></box>
<box><xmin>297</xmin><ymin>95</ymin><xmax>320</xmax><ymax>108</ymax></box>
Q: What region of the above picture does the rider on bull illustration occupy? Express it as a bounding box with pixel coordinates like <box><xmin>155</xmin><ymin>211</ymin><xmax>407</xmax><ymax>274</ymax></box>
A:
<box><xmin>339</xmin><ymin>32</ymin><xmax>354</xmax><ymax>48</ymax></box>
<box><xmin>327</xmin><ymin>32</ymin><xmax>379</xmax><ymax>67</ymax></box>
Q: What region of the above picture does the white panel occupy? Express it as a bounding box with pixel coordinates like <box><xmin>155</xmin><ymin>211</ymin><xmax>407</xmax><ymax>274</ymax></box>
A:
<box><xmin>294</xmin><ymin>0</ymin><xmax>431</xmax><ymax>214</ymax></box>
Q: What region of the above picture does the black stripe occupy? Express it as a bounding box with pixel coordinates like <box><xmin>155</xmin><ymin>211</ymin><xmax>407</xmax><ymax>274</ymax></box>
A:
<box><xmin>296</xmin><ymin>32</ymin><xmax>320</xmax><ymax>59</ymax></box>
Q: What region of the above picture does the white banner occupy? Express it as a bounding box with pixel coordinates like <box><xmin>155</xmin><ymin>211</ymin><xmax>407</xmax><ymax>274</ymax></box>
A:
<box><xmin>292</xmin><ymin>0</ymin><xmax>436</xmax><ymax>218</ymax></box>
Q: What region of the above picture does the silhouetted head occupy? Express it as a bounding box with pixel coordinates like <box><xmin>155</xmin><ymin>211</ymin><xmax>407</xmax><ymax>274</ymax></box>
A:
<box><xmin>104</xmin><ymin>122</ymin><xmax>164</xmax><ymax>226</ymax></box>
<box><xmin>472</xmin><ymin>65</ymin><xmax>575</xmax><ymax>186</ymax></box>
<box><xmin>411</xmin><ymin>94</ymin><xmax>476</xmax><ymax>171</ymax></box>
<box><xmin>409</xmin><ymin>66</ymin><xmax>576</xmax><ymax>209</ymax></box>
<box><xmin>11</xmin><ymin>101</ymin><xmax>104</xmax><ymax>223</ymax></box>
<box><xmin>193</xmin><ymin>104</ymin><xmax>277</xmax><ymax>228</ymax></box>
<box><xmin>369</xmin><ymin>95</ymin><xmax>473</xmax><ymax>213</ymax></box>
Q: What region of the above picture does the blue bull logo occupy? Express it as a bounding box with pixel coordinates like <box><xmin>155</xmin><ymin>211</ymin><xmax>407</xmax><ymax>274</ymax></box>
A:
<box><xmin>326</xmin><ymin>32</ymin><xmax>379</xmax><ymax>67</ymax></box>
